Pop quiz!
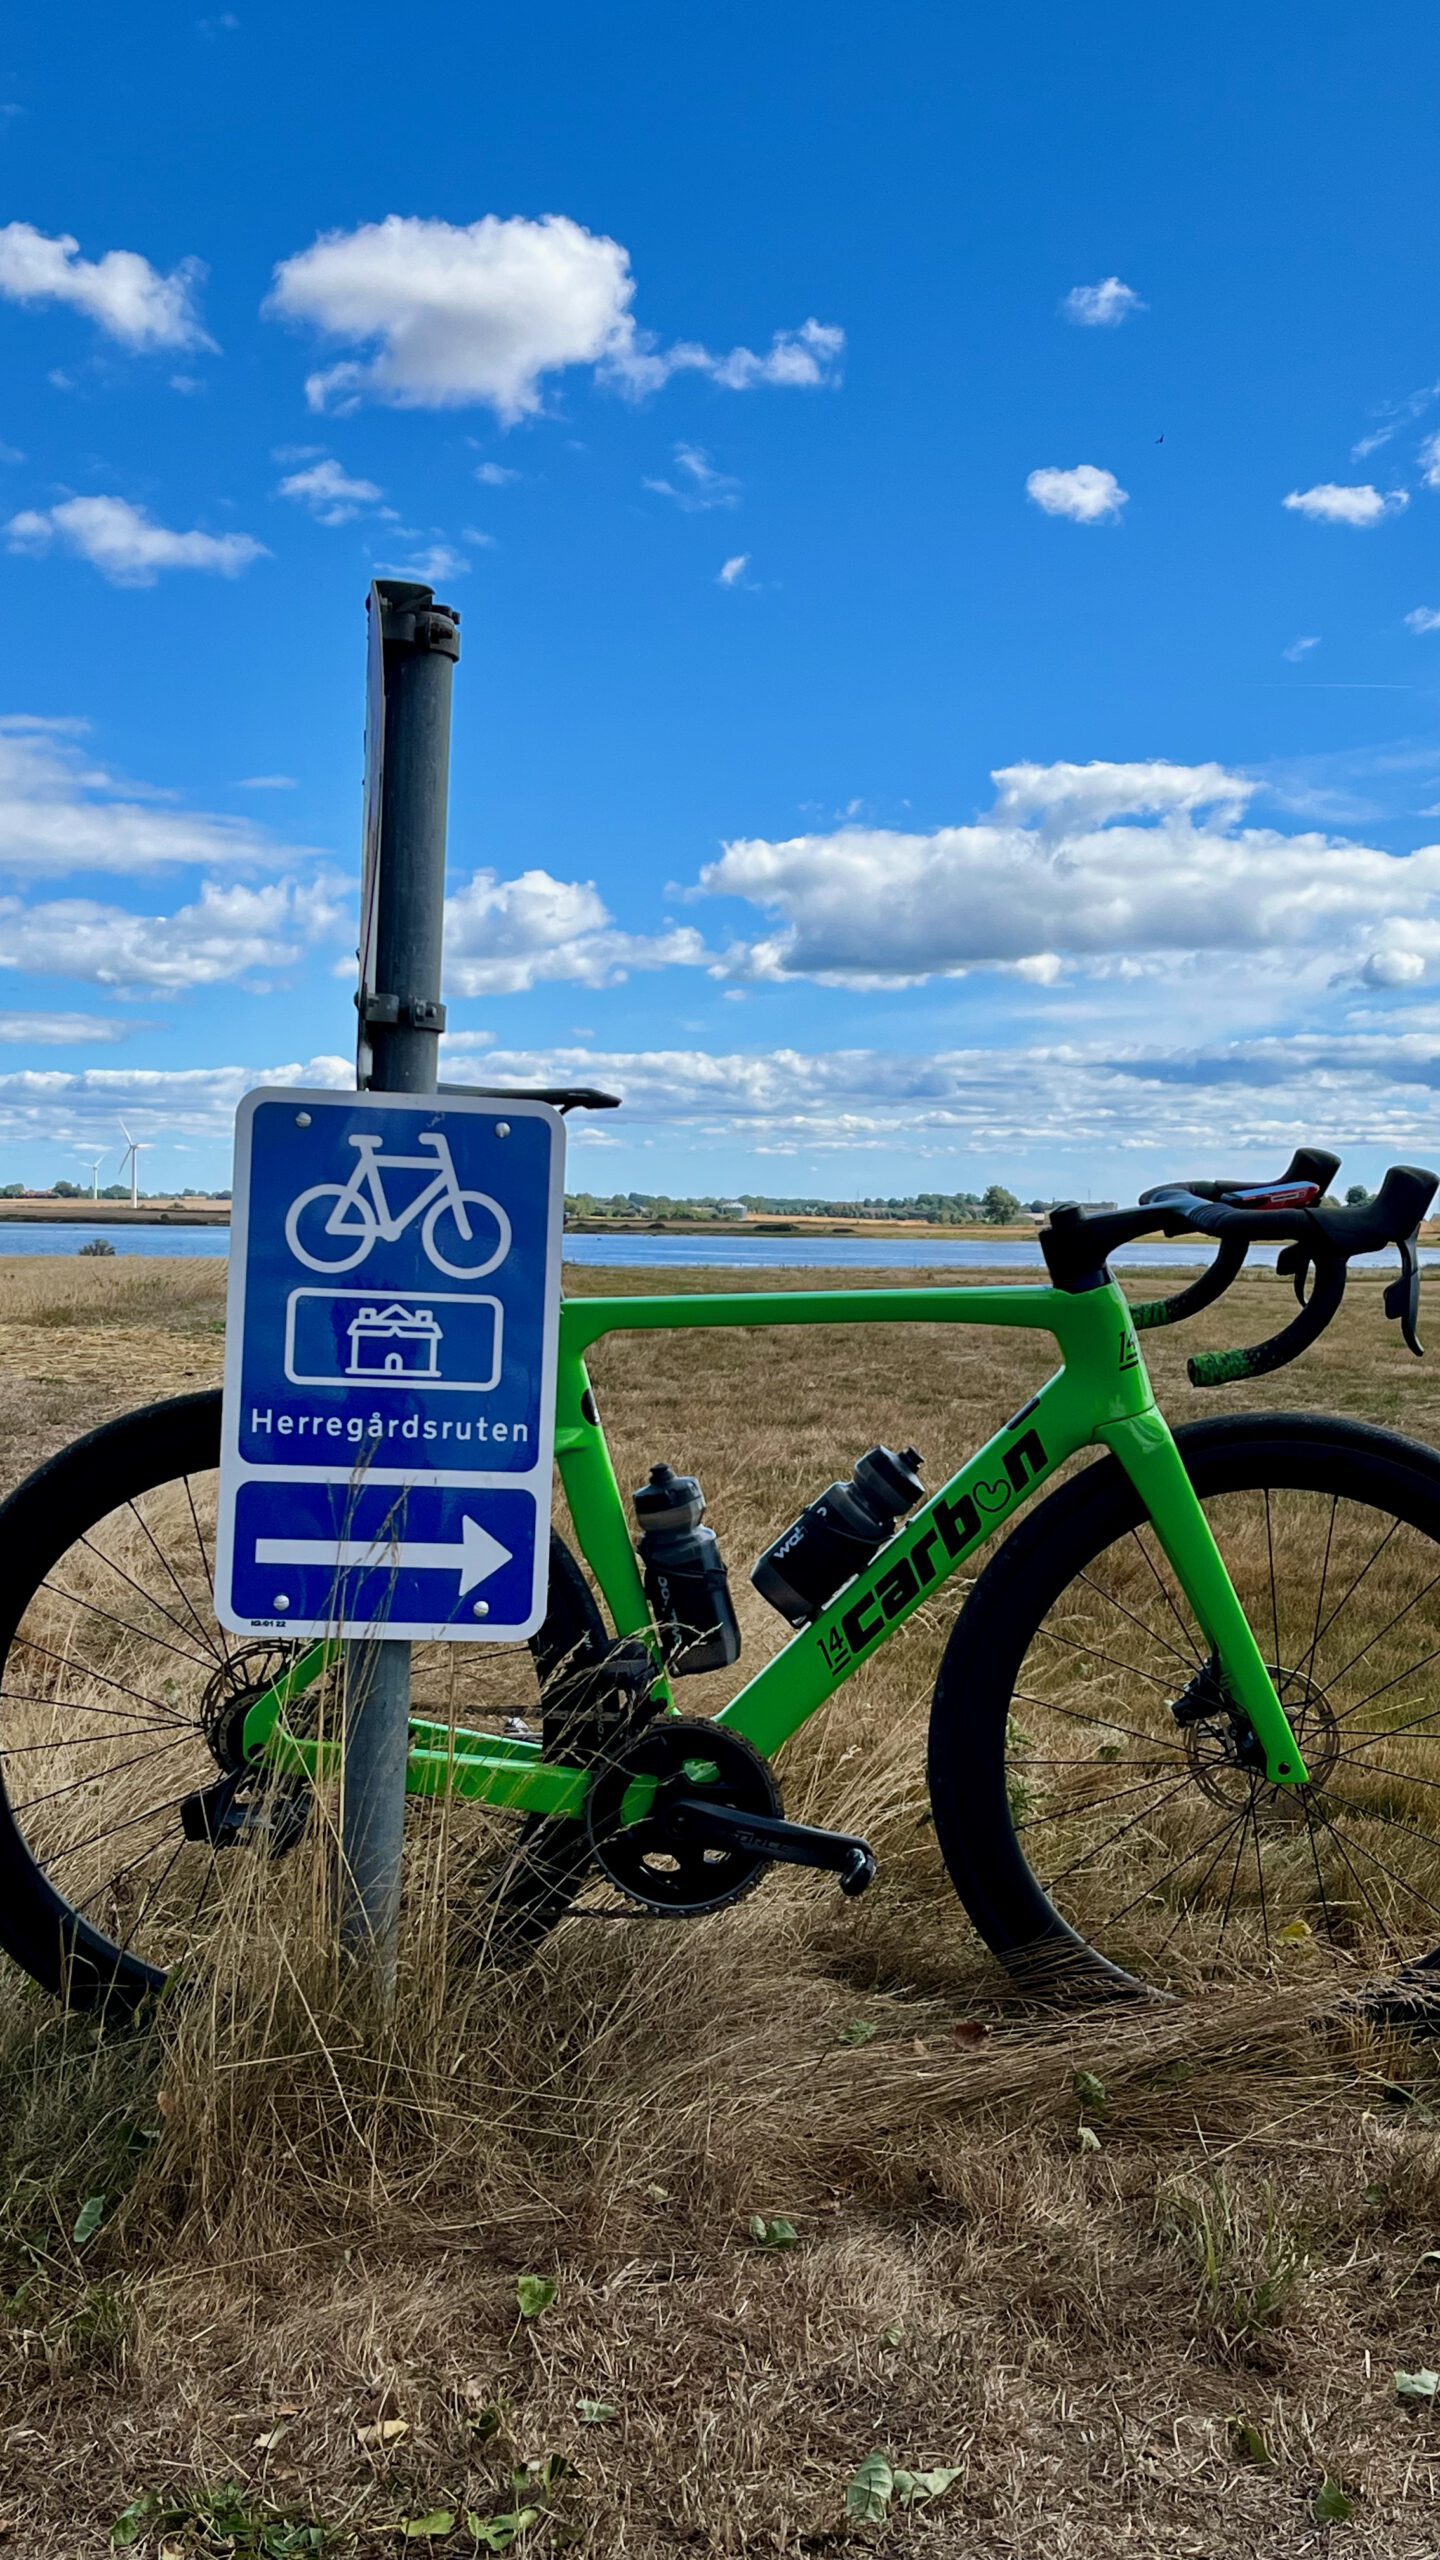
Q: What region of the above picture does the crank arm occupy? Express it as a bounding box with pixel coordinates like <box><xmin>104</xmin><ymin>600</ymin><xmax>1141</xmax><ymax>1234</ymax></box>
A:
<box><xmin>667</xmin><ymin>1796</ymin><xmax>877</xmax><ymax>1896</ymax></box>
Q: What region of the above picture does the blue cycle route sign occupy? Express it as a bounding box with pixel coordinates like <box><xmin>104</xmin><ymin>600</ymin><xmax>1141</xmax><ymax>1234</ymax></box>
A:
<box><xmin>215</xmin><ymin>1087</ymin><xmax>564</xmax><ymax>1643</ymax></box>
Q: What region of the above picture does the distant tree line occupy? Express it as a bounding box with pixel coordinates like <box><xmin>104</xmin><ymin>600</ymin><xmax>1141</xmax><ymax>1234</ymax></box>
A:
<box><xmin>562</xmin><ymin>1185</ymin><xmax>1088</xmax><ymax>1224</ymax></box>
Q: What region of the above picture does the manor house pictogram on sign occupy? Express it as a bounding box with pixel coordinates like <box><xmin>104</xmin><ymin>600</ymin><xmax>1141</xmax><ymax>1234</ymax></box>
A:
<box><xmin>347</xmin><ymin>1300</ymin><xmax>443</xmax><ymax>1377</ymax></box>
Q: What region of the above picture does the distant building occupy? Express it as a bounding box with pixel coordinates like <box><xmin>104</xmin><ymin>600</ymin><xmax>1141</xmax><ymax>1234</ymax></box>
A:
<box><xmin>716</xmin><ymin>1200</ymin><xmax>749</xmax><ymax>1220</ymax></box>
<box><xmin>346</xmin><ymin>1302</ymin><xmax>442</xmax><ymax>1378</ymax></box>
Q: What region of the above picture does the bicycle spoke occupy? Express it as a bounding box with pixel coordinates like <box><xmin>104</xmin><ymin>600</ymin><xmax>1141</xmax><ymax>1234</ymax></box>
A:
<box><xmin>41</xmin><ymin>1578</ymin><xmax>214</xmax><ymax>1677</ymax></box>
<box><xmin>1216</xmin><ymin>1799</ymin><xmax>1253</xmax><ymax>1947</ymax></box>
<box><xmin>1250</xmin><ymin>1800</ymin><xmax>1271</xmax><ymax>1955</ymax></box>
<box><xmin>1297</xmin><ymin>1493</ymin><xmax>1339</xmax><ymax>1683</ymax></box>
<box><xmin>1045</xmin><ymin>1772</ymin><xmax>1198</xmax><ymax>1888</ymax></box>
<box><xmin>1075</xmin><ymin>1568</ymin><xmax>1196</xmax><ymax>1670</ymax></box>
<box><xmin>1017</xmin><ymin>1767</ymin><xmax>1193</xmax><ymax>1835</ymax></box>
<box><xmin>1304</xmin><ymin>1797</ymin><xmax>1423</xmax><ymax>1947</ymax></box>
<box><xmin>74</xmin><ymin>1538</ymin><xmax>219</xmax><ymax>1667</ymax></box>
<box><xmin>1302</xmin><ymin>1515</ymin><xmax>1401</xmax><ymax>1672</ymax></box>
<box><xmin>10</xmin><ymin>1732</ymin><xmax>195</xmax><ymax>1813</ymax></box>
<box><xmin>1335</xmin><ymin>1641</ymin><xmax>1440</xmax><ymax>1726</ymax></box>
<box><xmin>0</xmin><ymin>1683</ymin><xmax>192</xmax><ymax>1735</ymax></box>
<box><xmin>1029</xmin><ymin>1626</ymin><xmax>1181</xmax><ymax>1695</ymax></box>
<box><xmin>182</xmin><ymin>1474</ymin><xmax>216</xmax><ymax>1595</ymax></box>
<box><xmin>8</xmin><ymin>1639</ymin><xmax>200</xmax><ymax>1724</ymax></box>
<box><xmin>1323</xmin><ymin>1565</ymin><xmax>1440</xmax><ymax>1695</ymax></box>
<box><xmin>46</xmin><ymin>1785</ymin><xmax>203</xmax><ymax>1870</ymax></box>
<box><xmin>1106</xmin><ymin>1805</ymin><xmax>1252</xmax><ymax>1936</ymax></box>
<box><xmin>1011</xmin><ymin>1689</ymin><xmax>1181</xmax><ymax>1755</ymax></box>
<box><xmin>126</xmin><ymin>1500</ymin><xmax>227</xmax><ymax>1669</ymax></box>
<box><xmin>1128</xmin><ymin>1526</ymin><xmax>1203</xmax><ymax>1666</ymax></box>
<box><xmin>116</xmin><ymin>1832</ymin><xmax>190</xmax><ymax>1958</ymax></box>
<box><xmin>1302</xmin><ymin>1801</ymin><xmax>1344</xmax><ymax>1953</ymax></box>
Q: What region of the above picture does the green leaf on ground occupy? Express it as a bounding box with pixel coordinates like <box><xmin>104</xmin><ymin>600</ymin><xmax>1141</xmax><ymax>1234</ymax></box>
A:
<box><xmin>515</xmin><ymin>2276</ymin><xmax>556</xmax><ymax>2320</ymax></box>
<box><xmin>1076</xmin><ymin>2124</ymin><xmax>1102</xmax><ymax>2153</ymax></box>
<box><xmin>73</xmin><ymin>2193</ymin><xmax>106</xmax><ymax>2245</ymax></box>
<box><xmin>1228</xmin><ymin>2416</ymin><xmax>1273</xmax><ymax>2465</ymax></box>
<box><xmin>575</xmin><ymin>2399</ymin><xmax>617</xmax><ymax>2424</ymax></box>
<box><xmin>466</xmin><ymin>2509</ymin><xmax>541</xmax><ymax>2551</ymax></box>
<box><xmin>879</xmin><ymin>2322</ymin><xmax>904</xmax><ymax>2347</ymax></box>
<box><xmin>1072</xmin><ymin>2070</ymin><xmax>1107</xmax><ymax>2110</ymax></box>
<box><xmin>748</xmin><ymin>2214</ymin><xmax>799</xmax><ymax>2249</ymax></box>
<box><xmin>402</xmin><ymin>2517</ymin><xmax>456</xmax><ymax>2540</ymax></box>
<box><xmin>1313</xmin><ymin>2477</ymin><xmax>1355</xmax><ymax>2522</ymax></box>
<box><xmin>1396</xmin><ymin>2367</ymin><xmax>1440</xmax><ymax>2399</ymax></box>
<box><xmin>844</xmin><ymin>2453</ymin><xmax>894</xmax><ymax>2523</ymax></box>
<box><xmin>894</xmin><ymin>2466</ymin><xmax>962</xmax><ymax>2507</ymax></box>
<box><xmin>838</xmin><ymin>2020</ymin><xmax>878</xmax><ymax>2046</ymax></box>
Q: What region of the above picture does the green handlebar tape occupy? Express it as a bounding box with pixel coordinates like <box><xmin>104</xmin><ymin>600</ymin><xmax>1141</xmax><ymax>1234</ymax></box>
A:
<box><xmin>1130</xmin><ymin>1298</ymin><xmax>1172</xmax><ymax>1332</ymax></box>
<box><xmin>1188</xmin><ymin>1344</ymin><xmax>1264</xmax><ymax>1388</ymax></box>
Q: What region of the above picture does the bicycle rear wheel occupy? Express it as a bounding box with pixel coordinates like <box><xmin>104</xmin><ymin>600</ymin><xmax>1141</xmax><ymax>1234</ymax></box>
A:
<box><xmin>928</xmin><ymin>1413</ymin><xmax>1440</xmax><ymax>1999</ymax></box>
<box><xmin>0</xmin><ymin>1391</ymin><xmax>607</xmax><ymax>2011</ymax></box>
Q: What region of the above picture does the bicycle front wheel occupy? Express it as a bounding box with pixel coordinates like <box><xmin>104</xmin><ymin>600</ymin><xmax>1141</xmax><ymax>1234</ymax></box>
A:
<box><xmin>0</xmin><ymin>1391</ymin><xmax>608</xmax><ymax>2011</ymax></box>
<box><xmin>929</xmin><ymin>1413</ymin><xmax>1440</xmax><ymax>1999</ymax></box>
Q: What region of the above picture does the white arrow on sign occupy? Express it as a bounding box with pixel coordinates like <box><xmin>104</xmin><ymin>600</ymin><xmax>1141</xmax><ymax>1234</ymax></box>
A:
<box><xmin>254</xmin><ymin>1515</ymin><xmax>512</xmax><ymax>1596</ymax></box>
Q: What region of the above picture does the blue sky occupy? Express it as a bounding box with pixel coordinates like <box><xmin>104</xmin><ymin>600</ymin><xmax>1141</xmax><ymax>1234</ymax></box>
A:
<box><xmin>4</xmin><ymin>1</ymin><xmax>1440</xmax><ymax>1201</ymax></box>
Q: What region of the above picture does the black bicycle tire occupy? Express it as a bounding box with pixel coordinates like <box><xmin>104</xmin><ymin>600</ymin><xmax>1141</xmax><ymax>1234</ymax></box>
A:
<box><xmin>0</xmin><ymin>1389</ymin><xmax>608</xmax><ymax>2010</ymax></box>
<box><xmin>927</xmin><ymin>1411</ymin><xmax>1440</xmax><ymax>1997</ymax></box>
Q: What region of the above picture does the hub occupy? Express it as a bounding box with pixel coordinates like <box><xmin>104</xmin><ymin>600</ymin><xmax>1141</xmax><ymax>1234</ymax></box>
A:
<box><xmin>1178</xmin><ymin>1662</ymin><xmax>1338</xmax><ymax>1817</ymax></box>
<box><xmin>201</xmin><ymin>1642</ymin><xmax>307</xmax><ymax>1771</ymax></box>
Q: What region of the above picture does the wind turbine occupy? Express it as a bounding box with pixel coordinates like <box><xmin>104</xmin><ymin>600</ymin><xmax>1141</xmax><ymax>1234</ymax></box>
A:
<box><xmin>117</xmin><ymin>1121</ymin><xmax>150</xmax><ymax>1210</ymax></box>
<box><xmin>77</xmin><ymin>1151</ymin><xmax>105</xmax><ymax>1202</ymax></box>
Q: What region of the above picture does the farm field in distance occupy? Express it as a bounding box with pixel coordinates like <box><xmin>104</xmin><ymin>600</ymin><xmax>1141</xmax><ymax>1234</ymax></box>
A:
<box><xmin>2</xmin><ymin>1252</ymin><xmax>1440</xmax><ymax>2554</ymax></box>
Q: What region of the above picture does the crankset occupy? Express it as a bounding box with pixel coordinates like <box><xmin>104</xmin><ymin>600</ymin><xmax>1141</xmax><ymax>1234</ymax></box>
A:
<box><xmin>585</xmin><ymin>1716</ymin><xmax>877</xmax><ymax>1917</ymax></box>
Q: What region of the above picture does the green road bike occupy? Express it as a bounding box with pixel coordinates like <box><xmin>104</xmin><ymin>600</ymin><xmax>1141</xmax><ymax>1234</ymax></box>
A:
<box><xmin>3</xmin><ymin>1141</ymin><xmax>1440</xmax><ymax>2015</ymax></box>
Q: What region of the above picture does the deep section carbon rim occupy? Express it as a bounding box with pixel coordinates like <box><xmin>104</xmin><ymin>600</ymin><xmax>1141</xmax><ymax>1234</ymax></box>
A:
<box><xmin>930</xmin><ymin>1418</ymin><xmax>1440</xmax><ymax>1997</ymax></box>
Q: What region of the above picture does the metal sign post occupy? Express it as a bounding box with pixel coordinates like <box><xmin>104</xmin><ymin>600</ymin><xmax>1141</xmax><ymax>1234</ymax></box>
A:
<box><xmin>339</xmin><ymin>580</ymin><xmax>460</xmax><ymax>1973</ymax></box>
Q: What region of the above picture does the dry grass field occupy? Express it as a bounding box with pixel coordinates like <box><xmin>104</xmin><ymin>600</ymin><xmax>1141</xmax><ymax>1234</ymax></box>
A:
<box><xmin>2</xmin><ymin>1251</ymin><xmax>1440</xmax><ymax>2556</ymax></box>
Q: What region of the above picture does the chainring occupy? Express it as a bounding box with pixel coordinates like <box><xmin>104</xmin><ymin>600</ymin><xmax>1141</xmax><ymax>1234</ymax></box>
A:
<box><xmin>585</xmin><ymin>1715</ymin><xmax>782</xmax><ymax>1917</ymax></box>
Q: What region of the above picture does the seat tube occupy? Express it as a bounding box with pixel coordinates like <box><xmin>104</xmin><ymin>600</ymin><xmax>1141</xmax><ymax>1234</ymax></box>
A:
<box><xmin>1099</xmin><ymin>1409</ymin><xmax>1310</xmax><ymax>1786</ymax></box>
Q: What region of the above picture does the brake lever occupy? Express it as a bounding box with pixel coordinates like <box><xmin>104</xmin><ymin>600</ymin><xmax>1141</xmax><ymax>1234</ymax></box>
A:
<box><xmin>1277</xmin><ymin>1239</ymin><xmax>1313</xmax><ymax>1308</ymax></box>
<box><xmin>1384</xmin><ymin>1232</ymin><xmax>1424</xmax><ymax>1357</ymax></box>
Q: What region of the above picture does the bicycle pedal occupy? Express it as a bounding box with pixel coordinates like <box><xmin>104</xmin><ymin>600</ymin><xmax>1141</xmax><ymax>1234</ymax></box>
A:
<box><xmin>667</xmin><ymin>1796</ymin><xmax>877</xmax><ymax>1897</ymax></box>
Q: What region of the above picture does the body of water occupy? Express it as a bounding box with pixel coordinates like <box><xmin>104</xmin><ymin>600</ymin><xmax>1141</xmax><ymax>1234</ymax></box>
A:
<box><xmin>0</xmin><ymin>1221</ymin><xmax>1426</xmax><ymax>1273</ymax></box>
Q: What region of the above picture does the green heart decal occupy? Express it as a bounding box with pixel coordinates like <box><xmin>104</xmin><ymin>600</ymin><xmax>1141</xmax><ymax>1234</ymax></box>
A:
<box><xmin>973</xmin><ymin>1477</ymin><xmax>1011</xmax><ymax>1513</ymax></box>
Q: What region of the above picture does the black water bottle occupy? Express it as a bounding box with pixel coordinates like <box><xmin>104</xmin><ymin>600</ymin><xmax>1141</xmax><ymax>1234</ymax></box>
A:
<box><xmin>633</xmin><ymin>1464</ymin><xmax>743</xmax><ymax>1674</ymax></box>
<box><xmin>752</xmin><ymin>1445</ymin><xmax>925</xmax><ymax>1627</ymax></box>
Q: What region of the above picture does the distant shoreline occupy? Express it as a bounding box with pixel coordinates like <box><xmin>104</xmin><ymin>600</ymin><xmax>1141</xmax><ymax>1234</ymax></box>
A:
<box><xmin>0</xmin><ymin>1200</ymin><xmax>231</xmax><ymax>1228</ymax></box>
<box><xmin>0</xmin><ymin>1200</ymin><xmax>1046</xmax><ymax>1241</ymax></box>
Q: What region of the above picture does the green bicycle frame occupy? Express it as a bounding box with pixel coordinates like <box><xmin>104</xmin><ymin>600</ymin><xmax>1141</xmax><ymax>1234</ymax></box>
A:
<box><xmin>242</xmin><ymin>1275</ymin><xmax>1309</xmax><ymax>1808</ymax></box>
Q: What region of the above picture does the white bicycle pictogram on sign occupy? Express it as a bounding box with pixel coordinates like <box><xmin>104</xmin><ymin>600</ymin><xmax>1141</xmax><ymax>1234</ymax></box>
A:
<box><xmin>284</xmin><ymin>1129</ymin><xmax>512</xmax><ymax>1279</ymax></box>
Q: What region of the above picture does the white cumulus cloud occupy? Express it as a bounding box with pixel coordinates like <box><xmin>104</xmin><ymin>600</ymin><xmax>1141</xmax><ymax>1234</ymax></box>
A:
<box><xmin>717</xmin><ymin>553</ymin><xmax>750</xmax><ymax>587</ymax></box>
<box><xmin>695</xmin><ymin>758</ymin><xmax>1440</xmax><ymax>992</ymax></box>
<box><xmin>443</xmin><ymin>867</ymin><xmax>708</xmax><ymax>994</ymax></box>
<box><xmin>1405</xmin><ymin>607</ymin><xmax>1440</xmax><ymax>634</ymax></box>
<box><xmin>1060</xmin><ymin>276</ymin><xmax>1144</xmax><ymax>327</ymax></box>
<box><xmin>1026</xmin><ymin>464</ymin><xmax>1128</xmax><ymax>523</ymax></box>
<box><xmin>277</xmin><ymin>455</ymin><xmax>383</xmax><ymax>523</ymax></box>
<box><xmin>1282</xmin><ymin>483</ymin><xmax>1408</xmax><ymax>527</ymax></box>
<box><xmin>0</xmin><ymin>716</ymin><xmax>317</xmax><ymax>876</ymax></box>
<box><xmin>5</xmin><ymin>495</ymin><xmax>267</xmax><ymax>585</ymax></box>
<box><xmin>0</xmin><ymin>878</ymin><xmax>345</xmax><ymax>992</ymax></box>
<box><xmin>0</xmin><ymin>223</ymin><xmax>213</xmax><ymax>351</ymax></box>
<box><xmin>266</xmin><ymin>213</ymin><xmax>843</xmax><ymax>418</ymax></box>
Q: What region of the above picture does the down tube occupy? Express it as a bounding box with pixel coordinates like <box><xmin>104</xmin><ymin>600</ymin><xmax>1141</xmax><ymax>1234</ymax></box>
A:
<box><xmin>714</xmin><ymin>1363</ymin><xmax>1100</xmax><ymax>1761</ymax></box>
